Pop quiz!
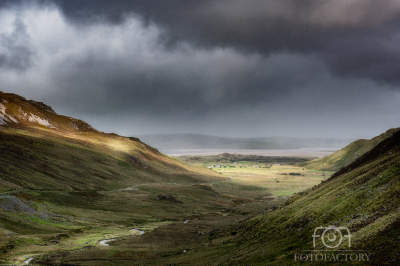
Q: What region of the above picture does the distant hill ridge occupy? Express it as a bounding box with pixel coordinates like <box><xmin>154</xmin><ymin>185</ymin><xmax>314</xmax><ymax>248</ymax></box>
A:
<box><xmin>137</xmin><ymin>133</ymin><xmax>354</xmax><ymax>150</ymax></box>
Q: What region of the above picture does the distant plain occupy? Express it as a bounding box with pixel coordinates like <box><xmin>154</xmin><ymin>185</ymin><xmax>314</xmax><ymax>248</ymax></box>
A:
<box><xmin>162</xmin><ymin>147</ymin><xmax>338</xmax><ymax>158</ymax></box>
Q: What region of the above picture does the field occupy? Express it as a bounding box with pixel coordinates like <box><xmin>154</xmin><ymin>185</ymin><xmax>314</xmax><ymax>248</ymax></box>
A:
<box><xmin>178</xmin><ymin>153</ymin><xmax>334</xmax><ymax>196</ymax></box>
<box><xmin>212</xmin><ymin>164</ymin><xmax>333</xmax><ymax>196</ymax></box>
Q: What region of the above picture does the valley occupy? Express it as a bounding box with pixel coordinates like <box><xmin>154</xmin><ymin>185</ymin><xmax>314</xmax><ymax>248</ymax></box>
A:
<box><xmin>1</xmin><ymin>144</ymin><xmax>320</xmax><ymax>265</ymax></box>
<box><xmin>0</xmin><ymin>92</ymin><xmax>399</xmax><ymax>265</ymax></box>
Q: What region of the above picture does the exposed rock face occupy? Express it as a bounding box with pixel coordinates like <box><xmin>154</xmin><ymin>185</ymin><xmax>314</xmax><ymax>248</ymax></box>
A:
<box><xmin>156</xmin><ymin>194</ymin><xmax>183</xmax><ymax>203</ymax></box>
<box><xmin>0</xmin><ymin>196</ymin><xmax>33</xmax><ymax>212</ymax></box>
<box><xmin>0</xmin><ymin>195</ymin><xmax>42</xmax><ymax>216</ymax></box>
<box><xmin>27</xmin><ymin>100</ymin><xmax>57</xmax><ymax>114</ymax></box>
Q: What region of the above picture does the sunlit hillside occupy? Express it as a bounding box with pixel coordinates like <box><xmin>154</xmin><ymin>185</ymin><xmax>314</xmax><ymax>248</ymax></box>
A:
<box><xmin>299</xmin><ymin>128</ymin><xmax>400</xmax><ymax>172</ymax></box>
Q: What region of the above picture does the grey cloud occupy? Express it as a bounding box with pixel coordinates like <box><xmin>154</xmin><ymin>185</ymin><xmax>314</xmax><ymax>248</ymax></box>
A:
<box><xmin>0</xmin><ymin>17</ymin><xmax>35</xmax><ymax>71</ymax></box>
<box><xmin>0</xmin><ymin>0</ymin><xmax>27</xmax><ymax>9</ymax></box>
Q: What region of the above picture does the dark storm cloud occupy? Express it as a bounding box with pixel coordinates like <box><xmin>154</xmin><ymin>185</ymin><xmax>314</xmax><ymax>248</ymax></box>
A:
<box><xmin>320</xmin><ymin>31</ymin><xmax>400</xmax><ymax>84</ymax></box>
<box><xmin>0</xmin><ymin>1</ymin><xmax>399</xmax><ymax>138</ymax></box>
<box><xmin>49</xmin><ymin>0</ymin><xmax>400</xmax><ymax>86</ymax></box>
<box><xmin>46</xmin><ymin>43</ymin><xmax>323</xmax><ymax>120</ymax></box>
<box><xmin>0</xmin><ymin>16</ymin><xmax>34</xmax><ymax>71</ymax></box>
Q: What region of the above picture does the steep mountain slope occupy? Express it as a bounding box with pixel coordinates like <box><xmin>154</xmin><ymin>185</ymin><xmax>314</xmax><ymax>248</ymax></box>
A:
<box><xmin>0</xmin><ymin>91</ymin><xmax>224</xmax><ymax>191</ymax></box>
<box><xmin>299</xmin><ymin>127</ymin><xmax>400</xmax><ymax>171</ymax></box>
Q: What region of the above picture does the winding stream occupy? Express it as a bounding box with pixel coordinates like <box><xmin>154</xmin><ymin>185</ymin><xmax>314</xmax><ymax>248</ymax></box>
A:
<box><xmin>99</xmin><ymin>228</ymin><xmax>145</xmax><ymax>246</ymax></box>
<box><xmin>23</xmin><ymin>258</ymin><xmax>33</xmax><ymax>265</ymax></box>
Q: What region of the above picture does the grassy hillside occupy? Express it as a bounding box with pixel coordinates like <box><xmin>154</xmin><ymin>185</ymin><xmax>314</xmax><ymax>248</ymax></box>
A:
<box><xmin>0</xmin><ymin>126</ymin><xmax>223</xmax><ymax>192</ymax></box>
<box><xmin>0</xmin><ymin>91</ymin><xmax>224</xmax><ymax>192</ymax></box>
<box><xmin>299</xmin><ymin>127</ymin><xmax>400</xmax><ymax>171</ymax></box>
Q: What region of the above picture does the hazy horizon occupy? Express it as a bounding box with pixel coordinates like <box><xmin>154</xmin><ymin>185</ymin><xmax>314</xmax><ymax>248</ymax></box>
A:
<box><xmin>1</xmin><ymin>1</ymin><xmax>399</xmax><ymax>140</ymax></box>
<box><xmin>136</xmin><ymin>132</ymin><xmax>358</xmax><ymax>140</ymax></box>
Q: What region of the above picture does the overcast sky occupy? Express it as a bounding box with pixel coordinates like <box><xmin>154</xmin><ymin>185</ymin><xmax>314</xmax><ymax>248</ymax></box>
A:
<box><xmin>0</xmin><ymin>0</ymin><xmax>399</xmax><ymax>138</ymax></box>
